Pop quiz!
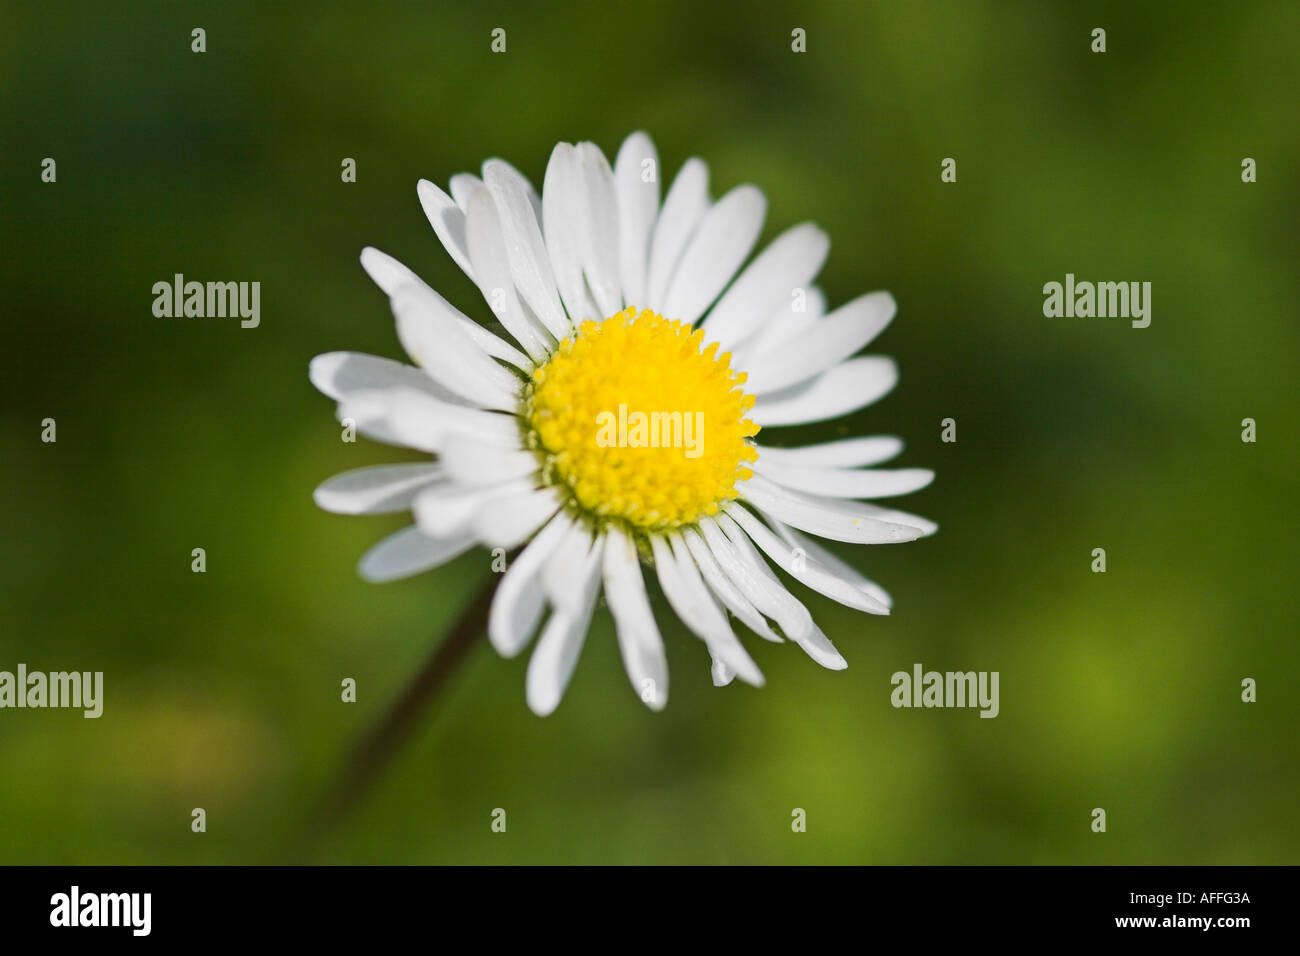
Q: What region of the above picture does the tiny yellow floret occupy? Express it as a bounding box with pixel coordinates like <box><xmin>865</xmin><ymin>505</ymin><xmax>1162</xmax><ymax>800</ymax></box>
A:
<box><xmin>524</xmin><ymin>308</ymin><xmax>759</xmax><ymax>531</ymax></box>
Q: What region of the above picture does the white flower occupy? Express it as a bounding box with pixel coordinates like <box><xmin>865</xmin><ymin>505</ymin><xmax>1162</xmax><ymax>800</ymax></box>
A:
<box><xmin>310</xmin><ymin>132</ymin><xmax>936</xmax><ymax>715</ymax></box>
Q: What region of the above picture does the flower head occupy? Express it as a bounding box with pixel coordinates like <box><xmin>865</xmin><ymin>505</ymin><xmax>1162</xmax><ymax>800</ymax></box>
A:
<box><xmin>310</xmin><ymin>133</ymin><xmax>936</xmax><ymax>714</ymax></box>
<box><xmin>525</xmin><ymin>307</ymin><xmax>758</xmax><ymax>530</ymax></box>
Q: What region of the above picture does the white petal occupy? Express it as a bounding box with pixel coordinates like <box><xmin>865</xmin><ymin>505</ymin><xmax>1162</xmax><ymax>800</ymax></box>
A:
<box><xmin>651</xmin><ymin>535</ymin><xmax>763</xmax><ymax>687</ymax></box>
<box><xmin>645</xmin><ymin>158</ymin><xmax>709</xmax><ymax>311</ymax></box>
<box><xmin>744</xmin><ymin>291</ymin><xmax>897</xmax><ymax>394</ymax></box>
<box><xmin>681</xmin><ymin>528</ymin><xmax>781</xmax><ymax>643</ymax></box>
<box><xmin>750</xmin><ymin>356</ymin><xmax>898</xmax><ymax>427</ymax></box>
<box><xmin>773</xmin><ymin>520</ymin><xmax>893</xmax><ymax>610</ymax></box>
<box><xmin>358</xmin><ymin>244</ymin><xmax>414</xmax><ymax>292</ymax></box>
<box><xmin>697</xmin><ymin>518</ymin><xmax>821</xmax><ymax>649</ymax></box>
<box><xmin>412</xmin><ymin>478</ymin><xmax>535</xmax><ymax>539</ymax></box>
<box><xmin>390</xmin><ymin>283</ymin><xmax>521</xmax><ymax>411</ymax></box>
<box><xmin>351</xmin><ymin>388</ymin><xmax>518</xmax><ymax>449</ymax></box>
<box><xmin>753</xmin><ymin>460</ymin><xmax>934</xmax><ymax>499</ymax></box>
<box><xmin>602</xmin><ymin>525</ymin><xmax>668</xmax><ymax>710</ymax></box>
<box><xmin>846</xmin><ymin>502</ymin><xmax>939</xmax><ymax>537</ymax></box>
<box><xmin>573</xmin><ymin>141</ymin><xmax>623</xmax><ymax>317</ymax></box>
<box><xmin>541</xmin><ymin>143</ymin><xmax>601</xmax><ymax>324</ymax></box>
<box><xmin>792</xmin><ymin>622</ymin><xmax>848</xmax><ymax>671</ymax></box>
<box><xmin>438</xmin><ymin>434</ymin><xmax>538</xmax><ymax>486</ymax></box>
<box><xmin>357</xmin><ymin>525</ymin><xmax>475</xmax><ymax>583</ymax></box>
<box><xmin>327</xmin><ymin>403</ymin><xmax>415</xmax><ymax>449</ymax></box>
<box><xmin>487</xmin><ymin>511</ymin><xmax>573</xmax><ymax>657</ymax></box>
<box><xmin>358</xmin><ymin>245</ymin><xmax>422</xmax><ymax>296</ymax></box>
<box><xmin>541</xmin><ymin>522</ymin><xmax>595</xmax><ymax>616</ymax></box>
<box><xmin>358</xmin><ymin>248</ymin><xmax>530</xmax><ymax>371</ymax></box>
<box><xmin>614</xmin><ymin>131</ymin><xmax>660</xmax><ymax>308</ymax></box>
<box><xmin>756</xmin><ymin>436</ymin><xmax>904</xmax><ymax>469</ymax></box>
<box><xmin>415</xmin><ymin>179</ymin><xmax>475</xmax><ymax>280</ymax></box>
<box><xmin>722</xmin><ymin>506</ymin><xmax>888</xmax><ymax>614</ymax></box>
<box><xmin>464</xmin><ymin>185</ymin><xmax>553</xmax><ymax>361</ymax></box>
<box><xmin>661</xmin><ymin>184</ymin><xmax>766</xmax><ymax>324</ymax></box>
<box><xmin>309</xmin><ymin>351</ymin><xmax>465</xmax><ymax>407</ymax></box>
<box><xmin>482</xmin><ymin>159</ymin><xmax>569</xmax><ymax>340</ymax></box>
<box><xmin>734</xmin><ymin>287</ymin><xmax>827</xmax><ymax>367</ymax></box>
<box><xmin>702</xmin><ymin>223</ymin><xmax>829</xmax><ymax>350</ymax></box>
<box><xmin>710</xmin><ymin>516</ymin><xmax>847</xmax><ymax>669</ymax></box>
<box><xmin>711</xmin><ymin>656</ymin><xmax>736</xmax><ymax>687</ymax></box>
<box><xmin>473</xmin><ymin>486</ymin><xmax>561</xmax><ymax>550</ymax></box>
<box><xmin>336</xmin><ymin>387</ymin><xmax>518</xmax><ymax>453</ymax></box>
<box><xmin>738</xmin><ymin>473</ymin><xmax>926</xmax><ymax>544</ymax></box>
<box><xmin>483</xmin><ymin>157</ymin><xmax>544</xmax><ymax>227</ymax></box>
<box><xmin>314</xmin><ymin>463</ymin><xmax>443</xmax><ymax>515</ymax></box>
<box><xmin>448</xmin><ymin>173</ymin><xmax>482</xmax><ymax>212</ymax></box>
<box><xmin>525</xmin><ymin>534</ymin><xmax>604</xmax><ymax>716</ymax></box>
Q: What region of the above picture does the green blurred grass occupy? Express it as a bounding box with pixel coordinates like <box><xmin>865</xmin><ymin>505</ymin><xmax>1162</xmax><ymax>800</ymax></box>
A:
<box><xmin>1</xmin><ymin>0</ymin><xmax>1297</xmax><ymax>863</ymax></box>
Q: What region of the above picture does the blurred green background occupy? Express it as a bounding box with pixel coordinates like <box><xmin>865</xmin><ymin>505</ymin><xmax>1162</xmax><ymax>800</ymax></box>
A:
<box><xmin>2</xmin><ymin>0</ymin><xmax>1297</xmax><ymax>864</ymax></box>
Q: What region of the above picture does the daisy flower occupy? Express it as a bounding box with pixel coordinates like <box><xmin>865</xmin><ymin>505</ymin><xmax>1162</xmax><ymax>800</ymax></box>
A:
<box><xmin>310</xmin><ymin>132</ymin><xmax>936</xmax><ymax>715</ymax></box>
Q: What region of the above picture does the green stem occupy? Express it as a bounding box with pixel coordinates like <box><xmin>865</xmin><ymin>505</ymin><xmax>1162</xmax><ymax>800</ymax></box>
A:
<box><xmin>316</xmin><ymin>574</ymin><xmax>496</xmax><ymax>831</ymax></box>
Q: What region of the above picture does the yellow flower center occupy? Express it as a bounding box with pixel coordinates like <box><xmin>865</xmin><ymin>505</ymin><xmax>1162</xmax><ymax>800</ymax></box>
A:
<box><xmin>524</xmin><ymin>308</ymin><xmax>759</xmax><ymax>532</ymax></box>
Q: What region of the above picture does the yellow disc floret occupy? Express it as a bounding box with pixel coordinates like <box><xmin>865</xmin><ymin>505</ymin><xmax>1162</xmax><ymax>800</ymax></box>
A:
<box><xmin>524</xmin><ymin>307</ymin><xmax>759</xmax><ymax>532</ymax></box>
